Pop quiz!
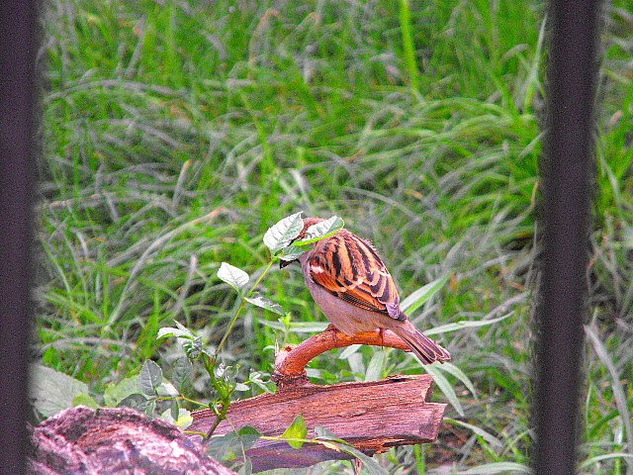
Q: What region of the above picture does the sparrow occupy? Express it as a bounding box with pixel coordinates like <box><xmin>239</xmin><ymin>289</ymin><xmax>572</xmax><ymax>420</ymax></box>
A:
<box><xmin>281</xmin><ymin>217</ymin><xmax>451</xmax><ymax>364</ymax></box>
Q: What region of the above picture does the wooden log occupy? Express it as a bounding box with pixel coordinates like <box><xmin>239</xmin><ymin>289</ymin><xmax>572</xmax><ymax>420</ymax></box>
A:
<box><xmin>30</xmin><ymin>406</ymin><xmax>235</xmax><ymax>474</ymax></box>
<box><xmin>190</xmin><ymin>374</ymin><xmax>446</xmax><ymax>472</ymax></box>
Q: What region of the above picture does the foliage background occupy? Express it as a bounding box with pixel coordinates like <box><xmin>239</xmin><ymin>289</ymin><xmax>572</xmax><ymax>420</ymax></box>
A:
<box><xmin>37</xmin><ymin>0</ymin><xmax>633</xmax><ymax>472</ymax></box>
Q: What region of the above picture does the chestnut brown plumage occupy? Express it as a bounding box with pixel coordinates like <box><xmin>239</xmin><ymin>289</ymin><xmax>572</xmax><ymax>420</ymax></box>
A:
<box><xmin>286</xmin><ymin>217</ymin><xmax>451</xmax><ymax>365</ymax></box>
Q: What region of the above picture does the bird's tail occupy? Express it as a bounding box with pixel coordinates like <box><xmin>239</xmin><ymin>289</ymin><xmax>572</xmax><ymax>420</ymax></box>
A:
<box><xmin>391</xmin><ymin>320</ymin><xmax>451</xmax><ymax>365</ymax></box>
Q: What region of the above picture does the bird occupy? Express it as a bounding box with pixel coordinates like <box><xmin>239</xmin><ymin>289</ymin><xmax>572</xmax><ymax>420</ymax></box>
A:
<box><xmin>281</xmin><ymin>217</ymin><xmax>451</xmax><ymax>364</ymax></box>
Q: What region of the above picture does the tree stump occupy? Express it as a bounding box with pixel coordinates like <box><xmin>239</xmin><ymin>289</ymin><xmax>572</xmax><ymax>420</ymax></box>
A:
<box><xmin>30</xmin><ymin>406</ymin><xmax>235</xmax><ymax>474</ymax></box>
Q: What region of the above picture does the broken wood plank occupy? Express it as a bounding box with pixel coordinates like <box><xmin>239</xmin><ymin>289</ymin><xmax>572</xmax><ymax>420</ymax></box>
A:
<box><xmin>190</xmin><ymin>374</ymin><xmax>446</xmax><ymax>472</ymax></box>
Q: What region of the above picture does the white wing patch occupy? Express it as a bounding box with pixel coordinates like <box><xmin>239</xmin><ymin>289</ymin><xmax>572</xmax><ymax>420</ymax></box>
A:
<box><xmin>310</xmin><ymin>265</ymin><xmax>326</xmax><ymax>274</ymax></box>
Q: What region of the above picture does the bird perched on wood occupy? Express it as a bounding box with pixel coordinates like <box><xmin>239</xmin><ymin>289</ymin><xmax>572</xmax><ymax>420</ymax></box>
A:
<box><xmin>281</xmin><ymin>217</ymin><xmax>451</xmax><ymax>364</ymax></box>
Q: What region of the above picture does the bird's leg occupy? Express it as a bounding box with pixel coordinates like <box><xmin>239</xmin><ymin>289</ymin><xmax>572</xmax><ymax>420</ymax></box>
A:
<box><xmin>378</xmin><ymin>327</ymin><xmax>385</xmax><ymax>347</ymax></box>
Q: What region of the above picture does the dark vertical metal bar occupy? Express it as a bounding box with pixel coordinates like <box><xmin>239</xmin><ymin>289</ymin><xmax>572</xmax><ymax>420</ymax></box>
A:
<box><xmin>535</xmin><ymin>1</ymin><xmax>601</xmax><ymax>474</ymax></box>
<box><xmin>0</xmin><ymin>1</ymin><xmax>39</xmax><ymax>474</ymax></box>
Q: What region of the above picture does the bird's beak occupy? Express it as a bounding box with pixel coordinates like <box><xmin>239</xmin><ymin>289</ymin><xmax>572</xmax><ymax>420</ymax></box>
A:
<box><xmin>279</xmin><ymin>259</ymin><xmax>293</xmax><ymax>269</ymax></box>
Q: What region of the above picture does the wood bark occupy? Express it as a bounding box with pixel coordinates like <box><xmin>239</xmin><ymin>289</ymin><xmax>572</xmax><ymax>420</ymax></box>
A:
<box><xmin>29</xmin><ymin>406</ymin><xmax>235</xmax><ymax>474</ymax></box>
<box><xmin>191</xmin><ymin>374</ymin><xmax>446</xmax><ymax>472</ymax></box>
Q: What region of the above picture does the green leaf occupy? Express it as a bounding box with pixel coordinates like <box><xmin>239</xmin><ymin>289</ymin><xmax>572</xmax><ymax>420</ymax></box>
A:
<box><xmin>364</xmin><ymin>351</ymin><xmax>385</xmax><ymax>382</ymax></box>
<box><xmin>336</xmin><ymin>444</ymin><xmax>388</xmax><ymax>475</ymax></box>
<box><xmin>434</xmin><ymin>362</ymin><xmax>477</xmax><ymax>398</ymax></box>
<box><xmin>118</xmin><ymin>393</ymin><xmax>150</xmax><ymax>412</ymax></box>
<box><xmin>171</xmin><ymin>356</ymin><xmax>194</xmax><ymax>392</ymax></box>
<box><xmin>217</xmin><ymin>262</ymin><xmax>249</xmax><ymax>291</ymax></box>
<box><xmin>30</xmin><ymin>364</ymin><xmax>89</xmax><ymax>418</ymax></box>
<box><xmin>139</xmin><ymin>360</ymin><xmax>163</xmax><ymax>396</ymax></box>
<box><xmin>338</xmin><ymin>344</ymin><xmax>362</xmax><ymax>360</ymax></box>
<box><xmin>104</xmin><ymin>375</ymin><xmax>141</xmax><ymax>407</ymax></box>
<box><xmin>401</xmin><ymin>276</ymin><xmax>449</xmax><ymax>314</ymax></box>
<box><xmin>278</xmin><ymin>245</ymin><xmax>307</xmax><ymax>261</ymax></box>
<box><xmin>579</xmin><ymin>453</ymin><xmax>633</xmax><ymax>470</ymax></box>
<box><xmin>170</xmin><ymin>400</ymin><xmax>180</xmax><ymax>421</ymax></box>
<box><xmin>157</xmin><ymin>326</ymin><xmax>194</xmax><ymax>340</ymax></box>
<box><xmin>423</xmin><ymin>363</ymin><xmax>464</xmax><ymax>416</ymax></box>
<box><xmin>208</xmin><ymin>426</ymin><xmax>262</xmax><ymax>462</ymax></box>
<box><xmin>454</xmin><ymin>462</ymin><xmax>531</xmax><ymax>474</ymax></box>
<box><xmin>282</xmin><ymin>414</ymin><xmax>308</xmax><ymax>449</ymax></box>
<box><xmin>160</xmin><ymin>406</ymin><xmax>193</xmax><ymax>429</ymax></box>
<box><xmin>73</xmin><ymin>392</ymin><xmax>100</xmax><ymax>409</ymax></box>
<box><xmin>294</xmin><ymin>216</ymin><xmax>344</xmax><ymax>246</ymax></box>
<box><xmin>445</xmin><ymin>418</ymin><xmax>502</xmax><ymax>448</ymax></box>
<box><xmin>245</xmin><ymin>294</ymin><xmax>285</xmax><ymax>315</ymax></box>
<box><xmin>157</xmin><ymin>381</ymin><xmax>179</xmax><ymax>398</ymax></box>
<box><xmin>258</xmin><ymin>319</ymin><xmax>329</xmax><ymax>333</ymax></box>
<box><xmin>424</xmin><ymin>312</ymin><xmax>513</xmax><ymax>336</ymax></box>
<box><xmin>315</xmin><ymin>426</ymin><xmax>386</xmax><ymax>474</ymax></box>
<box><xmin>314</xmin><ymin>426</ymin><xmax>344</xmax><ymax>441</ymax></box>
<box><xmin>263</xmin><ymin>212</ymin><xmax>304</xmax><ymax>254</ymax></box>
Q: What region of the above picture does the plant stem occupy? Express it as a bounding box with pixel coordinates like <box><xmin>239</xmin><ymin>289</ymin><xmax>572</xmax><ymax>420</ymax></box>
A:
<box><xmin>215</xmin><ymin>259</ymin><xmax>275</xmax><ymax>356</ymax></box>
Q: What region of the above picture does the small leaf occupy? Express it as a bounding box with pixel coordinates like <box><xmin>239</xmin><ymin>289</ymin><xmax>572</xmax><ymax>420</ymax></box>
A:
<box><xmin>139</xmin><ymin>360</ymin><xmax>163</xmax><ymax>396</ymax></box>
<box><xmin>157</xmin><ymin>381</ymin><xmax>179</xmax><ymax>398</ymax></box>
<box><xmin>182</xmin><ymin>337</ymin><xmax>203</xmax><ymax>360</ymax></box>
<box><xmin>263</xmin><ymin>212</ymin><xmax>304</xmax><ymax>253</ymax></box>
<box><xmin>208</xmin><ymin>426</ymin><xmax>262</xmax><ymax>462</ymax></box>
<box><xmin>175</xmin><ymin>408</ymin><xmax>193</xmax><ymax>429</ymax></box>
<box><xmin>364</xmin><ymin>351</ymin><xmax>385</xmax><ymax>382</ymax></box>
<box><xmin>245</xmin><ymin>294</ymin><xmax>285</xmax><ymax>315</ymax></box>
<box><xmin>157</xmin><ymin>326</ymin><xmax>194</xmax><ymax>340</ymax></box>
<box><xmin>171</xmin><ymin>400</ymin><xmax>180</xmax><ymax>421</ymax></box>
<box><xmin>278</xmin><ymin>245</ymin><xmax>306</xmax><ymax>261</ymax></box>
<box><xmin>424</xmin><ymin>312</ymin><xmax>513</xmax><ymax>336</ymax></box>
<box><xmin>217</xmin><ymin>262</ymin><xmax>249</xmax><ymax>291</ymax></box>
<box><xmin>314</xmin><ymin>426</ymin><xmax>344</xmax><ymax>441</ymax></box>
<box><xmin>118</xmin><ymin>393</ymin><xmax>150</xmax><ymax>412</ymax></box>
<box><xmin>104</xmin><ymin>375</ymin><xmax>141</xmax><ymax>407</ymax></box>
<box><xmin>160</xmin><ymin>406</ymin><xmax>193</xmax><ymax>429</ymax></box>
<box><xmin>144</xmin><ymin>398</ymin><xmax>157</xmax><ymax>416</ymax></box>
<box><xmin>171</xmin><ymin>356</ymin><xmax>194</xmax><ymax>392</ymax></box>
<box><xmin>401</xmin><ymin>276</ymin><xmax>449</xmax><ymax>314</ymax></box>
<box><xmin>73</xmin><ymin>392</ymin><xmax>100</xmax><ymax>409</ymax></box>
<box><xmin>294</xmin><ymin>216</ymin><xmax>344</xmax><ymax>246</ymax></box>
<box><xmin>236</xmin><ymin>426</ymin><xmax>262</xmax><ymax>449</ymax></box>
<box><xmin>30</xmin><ymin>364</ymin><xmax>89</xmax><ymax>418</ymax></box>
<box><xmin>258</xmin><ymin>319</ymin><xmax>329</xmax><ymax>333</ymax></box>
<box><xmin>282</xmin><ymin>415</ymin><xmax>308</xmax><ymax>449</ymax></box>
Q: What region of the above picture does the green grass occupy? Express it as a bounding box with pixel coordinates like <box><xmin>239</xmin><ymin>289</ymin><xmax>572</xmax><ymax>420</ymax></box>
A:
<box><xmin>36</xmin><ymin>0</ymin><xmax>633</xmax><ymax>472</ymax></box>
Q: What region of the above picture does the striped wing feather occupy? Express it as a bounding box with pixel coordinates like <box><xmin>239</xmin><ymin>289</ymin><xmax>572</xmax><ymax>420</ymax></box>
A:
<box><xmin>308</xmin><ymin>230</ymin><xmax>403</xmax><ymax>319</ymax></box>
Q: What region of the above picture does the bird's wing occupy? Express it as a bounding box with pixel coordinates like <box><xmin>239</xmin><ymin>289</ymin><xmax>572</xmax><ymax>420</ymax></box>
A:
<box><xmin>307</xmin><ymin>230</ymin><xmax>404</xmax><ymax>320</ymax></box>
